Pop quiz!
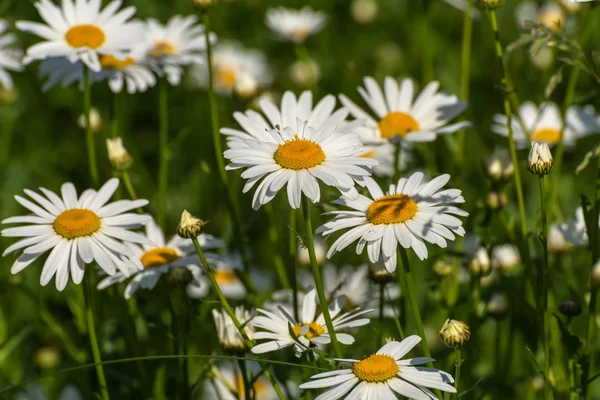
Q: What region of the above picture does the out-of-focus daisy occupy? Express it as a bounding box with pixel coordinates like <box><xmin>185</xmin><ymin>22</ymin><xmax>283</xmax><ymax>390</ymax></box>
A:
<box><xmin>359</xmin><ymin>138</ymin><xmax>411</xmax><ymax>177</ymax></box>
<box><xmin>516</xmin><ymin>2</ymin><xmax>565</xmax><ymax>31</ymax></box>
<box><xmin>350</xmin><ymin>0</ymin><xmax>379</xmax><ymax>24</ymax></box>
<box><xmin>289</xmin><ymin>57</ymin><xmax>321</xmax><ymax>87</ymax></box>
<box><xmin>96</xmin><ymin>218</ymin><xmax>221</xmax><ymax>299</ymax></box>
<box><xmin>222</xmin><ymin>91</ymin><xmax>376</xmax><ymax>209</ymax></box>
<box><xmin>297</xmin><ymin>237</ymin><xmax>326</xmax><ymax>266</ymax></box>
<box><xmin>251</xmin><ymin>288</ymin><xmax>372</xmax><ymax>357</ymax></box>
<box><xmin>17</xmin><ymin>0</ymin><xmax>142</xmax><ymax>72</ymax></box>
<box><xmin>491</xmin><ymin>244</ymin><xmax>521</xmax><ymax>273</ymax></box>
<box><xmin>144</xmin><ymin>15</ymin><xmax>216</xmax><ymax>86</ymax></box>
<box><xmin>189</xmin><ymin>40</ymin><xmax>271</xmax><ymax>95</ymax></box>
<box><xmin>319</xmin><ymin>174</ymin><xmax>468</xmax><ymax>271</ymax></box>
<box><xmin>339</xmin><ymin>76</ymin><xmax>470</xmax><ymax>144</ymax></box>
<box><xmin>204</xmin><ymin>361</ymin><xmax>278</xmax><ymax>400</ymax></box>
<box><xmin>0</xmin><ymin>20</ymin><xmax>23</xmax><ymax>89</ymax></box>
<box><xmin>189</xmin><ymin>252</ymin><xmax>247</xmax><ymax>300</ymax></box>
<box><xmin>77</xmin><ymin>107</ymin><xmax>102</xmax><ymax>132</ymax></box>
<box><xmin>213</xmin><ymin>307</ymin><xmax>253</xmax><ymax>352</ymax></box>
<box><xmin>441</xmin><ymin>0</ymin><xmax>480</xmax><ymax>17</ymax></box>
<box><xmin>299</xmin><ymin>335</ymin><xmax>456</xmax><ymax>399</ymax></box>
<box><xmin>17</xmin><ymin>384</ymin><xmax>83</xmax><ymax>400</ymax></box>
<box><xmin>2</xmin><ymin>178</ymin><xmax>150</xmax><ymax>291</ymax></box>
<box><xmin>557</xmin><ymin>206</ymin><xmax>588</xmax><ymax>247</ymax></box>
<box><xmin>265</xmin><ymin>7</ymin><xmax>327</xmax><ymax>44</ymax></box>
<box><xmin>492</xmin><ymin>102</ymin><xmax>600</xmax><ymax>149</ymax></box>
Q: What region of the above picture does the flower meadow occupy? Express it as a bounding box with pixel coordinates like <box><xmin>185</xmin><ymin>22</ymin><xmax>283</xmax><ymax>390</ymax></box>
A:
<box><xmin>0</xmin><ymin>0</ymin><xmax>599</xmax><ymax>398</ymax></box>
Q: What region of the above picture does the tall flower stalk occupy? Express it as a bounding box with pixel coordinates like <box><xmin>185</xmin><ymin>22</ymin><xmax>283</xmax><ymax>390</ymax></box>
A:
<box><xmin>456</xmin><ymin>0</ymin><xmax>473</xmax><ymax>175</ymax></box>
<box><xmin>156</xmin><ymin>79</ymin><xmax>169</xmax><ymax>230</ymax></box>
<box><xmin>84</xmin><ymin>68</ymin><xmax>98</xmax><ymax>186</ymax></box>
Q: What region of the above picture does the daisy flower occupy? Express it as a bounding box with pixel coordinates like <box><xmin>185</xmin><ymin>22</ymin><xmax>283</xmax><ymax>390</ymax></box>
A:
<box><xmin>204</xmin><ymin>361</ymin><xmax>279</xmax><ymax>400</ymax></box>
<box><xmin>222</xmin><ymin>91</ymin><xmax>377</xmax><ymax>209</ymax></box>
<box><xmin>491</xmin><ymin>244</ymin><xmax>521</xmax><ymax>273</ymax></box>
<box><xmin>299</xmin><ymin>335</ymin><xmax>456</xmax><ymax>399</ymax></box>
<box><xmin>251</xmin><ymin>288</ymin><xmax>372</xmax><ymax>357</ymax></box>
<box><xmin>318</xmin><ymin>173</ymin><xmax>468</xmax><ymax>271</ymax></box>
<box><xmin>0</xmin><ymin>20</ymin><xmax>23</xmax><ymax>89</ymax></box>
<box><xmin>213</xmin><ymin>306</ymin><xmax>254</xmax><ymax>352</ymax></box>
<box><xmin>188</xmin><ymin>252</ymin><xmax>248</xmax><ymax>300</ymax></box>
<box><xmin>96</xmin><ymin>218</ymin><xmax>222</xmax><ymax>299</ymax></box>
<box><xmin>189</xmin><ymin>40</ymin><xmax>272</xmax><ymax>95</ymax></box>
<box><xmin>2</xmin><ymin>178</ymin><xmax>151</xmax><ymax>291</ymax></box>
<box><xmin>557</xmin><ymin>206</ymin><xmax>588</xmax><ymax>247</ymax></box>
<box><xmin>17</xmin><ymin>0</ymin><xmax>142</xmax><ymax>72</ymax></box>
<box><xmin>339</xmin><ymin>76</ymin><xmax>471</xmax><ymax>144</ymax></box>
<box><xmin>144</xmin><ymin>15</ymin><xmax>216</xmax><ymax>86</ymax></box>
<box><xmin>265</xmin><ymin>7</ymin><xmax>327</xmax><ymax>44</ymax></box>
<box><xmin>491</xmin><ymin>102</ymin><xmax>600</xmax><ymax>149</ymax></box>
<box><xmin>359</xmin><ymin>139</ymin><xmax>411</xmax><ymax>178</ymax></box>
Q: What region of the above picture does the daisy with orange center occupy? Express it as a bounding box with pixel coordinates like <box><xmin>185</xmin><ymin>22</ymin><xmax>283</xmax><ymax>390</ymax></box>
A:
<box><xmin>318</xmin><ymin>173</ymin><xmax>468</xmax><ymax>272</ymax></box>
<box><xmin>299</xmin><ymin>335</ymin><xmax>457</xmax><ymax>399</ymax></box>
<box><xmin>339</xmin><ymin>76</ymin><xmax>471</xmax><ymax>145</ymax></box>
<box><xmin>222</xmin><ymin>90</ymin><xmax>377</xmax><ymax>209</ymax></box>
<box><xmin>17</xmin><ymin>0</ymin><xmax>143</xmax><ymax>72</ymax></box>
<box><xmin>0</xmin><ymin>20</ymin><xmax>23</xmax><ymax>90</ymax></box>
<box><xmin>97</xmin><ymin>218</ymin><xmax>222</xmax><ymax>299</ymax></box>
<box><xmin>491</xmin><ymin>101</ymin><xmax>600</xmax><ymax>149</ymax></box>
<box><xmin>265</xmin><ymin>7</ymin><xmax>327</xmax><ymax>44</ymax></box>
<box><xmin>1</xmin><ymin>178</ymin><xmax>151</xmax><ymax>291</ymax></box>
<box><xmin>251</xmin><ymin>288</ymin><xmax>372</xmax><ymax>357</ymax></box>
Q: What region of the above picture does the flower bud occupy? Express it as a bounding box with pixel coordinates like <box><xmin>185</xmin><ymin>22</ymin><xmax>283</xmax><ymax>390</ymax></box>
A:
<box><xmin>168</xmin><ymin>267</ymin><xmax>194</xmax><ymax>288</ymax></box>
<box><xmin>106</xmin><ymin>137</ymin><xmax>133</xmax><ymax>170</ymax></box>
<box><xmin>486</xmin><ymin>191</ymin><xmax>508</xmax><ymax>210</ymax></box>
<box><xmin>477</xmin><ymin>0</ymin><xmax>504</xmax><ymax>9</ymax></box>
<box><xmin>469</xmin><ymin>247</ymin><xmax>491</xmax><ymax>276</ymax></box>
<box><xmin>438</xmin><ymin>319</ymin><xmax>471</xmax><ymax>348</ymax></box>
<box><xmin>234</xmin><ymin>71</ymin><xmax>258</xmax><ymax>98</ymax></box>
<box><xmin>527</xmin><ymin>142</ymin><xmax>553</xmax><ymax>176</ymax></box>
<box><xmin>537</xmin><ymin>3</ymin><xmax>565</xmax><ymax>31</ymax></box>
<box><xmin>558</xmin><ymin>300</ymin><xmax>582</xmax><ymax>317</ymax></box>
<box><xmin>591</xmin><ymin>259</ymin><xmax>600</xmax><ymax>289</ymax></box>
<box><xmin>290</xmin><ymin>58</ymin><xmax>321</xmax><ymax>87</ymax></box>
<box><xmin>487</xmin><ymin>293</ymin><xmax>508</xmax><ymax>317</ymax></box>
<box><xmin>35</xmin><ymin>347</ymin><xmax>62</xmax><ymax>369</ymax></box>
<box><xmin>351</xmin><ymin>0</ymin><xmax>379</xmax><ymax>24</ymax></box>
<box><xmin>433</xmin><ymin>258</ymin><xmax>454</xmax><ymax>277</ymax></box>
<box><xmin>369</xmin><ymin>261</ymin><xmax>396</xmax><ymax>285</ymax></box>
<box><xmin>548</xmin><ymin>223</ymin><xmax>568</xmax><ymax>254</ymax></box>
<box><xmin>213</xmin><ymin>307</ymin><xmax>253</xmax><ymax>352</ymax></box>
<box><xmin>491</xmin><ymin>244</ymin><xmax>521</xmax><ymax>273</ymax></box>
<box><xmin>484</xmin><ymin>149</ymin><xmax>513</xmax><ymax>182</ymax></box>
<box><xmin>191</xmin><ymin>0</ymin><xmax>215</xmax><ymax>9</ymax></box>
<box><xmin>77</xmin><ymin>107</ymin><xmax>102</xmax><ymax>133</ymax></box>
<box><xmin>177</xmin><ymin>210</ymin><xmax>207</xmax><ymax>239</ymax></box>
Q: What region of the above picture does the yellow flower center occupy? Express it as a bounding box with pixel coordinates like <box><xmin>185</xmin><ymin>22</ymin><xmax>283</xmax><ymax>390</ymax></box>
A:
<box><xmin>361</xmin><ymin>151</ymin><xmax>375</xmax><ymax>159</ymax></box>
<box><xmin>353</xmin><ymin>354</ymin><xmax>399</xmax><ymax>383</ymax></box>
<box><xmin>378</xmin><ymin>112</ymin><xmax>420</xmax><ymax>139</ymax></box>
<box><xmin>141</xmin><ymin>247</ymin><xmax>179</xmax><ymax>269</ymax></box>
<box><xmin>367</xmin><ymin>194</ymin><xmax>418</xmax><ymax>225</ymax></box>
<box><xmin>273</xmin><ymin>136</ymin><xmax>326</xmax><ymax>170</ymax></box>
<box><xmin>65</xmin><ymin>24</ymin><xmax>106</xmax><ymax>49</ymax></box>
<box><xmin>293</xmin><ymin>27</ymin><xmax>310</xmax><ymax>41</ymax></box>
<box><xmin>53</xmin><ymin>209</ymin><xmax>101</xmax><ymax>239</ymax></box>
<box><xmin>216</xmin><ymin>67</ymin><xmax>237</xmax><ymax>89</ymax></box>
<box><xmin>531</xmin><ymin>128</ymin><xmax>561</xmax><ymax>144</ymax></box>
<box><xmin>99</xmin><ymin>55</ymin><xmax>135</xmax><ymax>70</ymax></box>
<box><xmin>215</xmin><ymin>269</ymin><xmax>238</xmax><ymax>284</ymax></box>
<box><xmin>149</xmin><ymin>40</ymin><xmax>176</xmax><ymax>57</ymax></box>
<box><xmin>292</xmin><ymin>321</ymin><xmax>325</xmax><ymax>340</ymax></box>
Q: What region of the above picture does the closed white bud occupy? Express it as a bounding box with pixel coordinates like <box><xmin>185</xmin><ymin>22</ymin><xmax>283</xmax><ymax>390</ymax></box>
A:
<box><xmin>469</xmin><ymin>247</ymin><xmax>491</xmax><ymax>275</ymax></box>
<box><xmin>484</xmin><ymin>149</ymin><xmax>513</xmax><ymax>181</ymax></box>
<box><xmin>177</xmin><ymin>210</ymin><xmax>207</xmax><ymax>239</ymax></box>
<box><xmin>527</xmin><ymin>141</ymin><xmax>553</xmax><ymax>176</ymax></box>
<box><xmin>106</xmin><ymin>137</ymin><xmax>133</xmax><ymax>170</ymax></box>
<box><xmin>234</xmin><ymin>71</ymin><xmax>258</xmax><ymax>98</ymax></box>
<box><xmin>290</xmin><ymin>58</ymin><xmax>321</xmax><ymax>87</ymax></box>
<box><xmin>492</xmin><ymin>244</ymin><xmax>521</xmax><ymax>273</ymax></box>
<box><xmin>351</xmin><ymin>0</ymin><xmax>379</xmax><ymax>24</ymax></box>
<box><xmin>78</xmin><ymin>107</ymin><xmax>102</xmax><ymax>133</ymax></box>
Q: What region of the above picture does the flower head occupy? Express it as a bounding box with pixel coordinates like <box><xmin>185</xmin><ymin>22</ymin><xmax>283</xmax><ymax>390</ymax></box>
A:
<box><xmin>319</xmin><ymin>173</ymin><xmax>468</xmax><ymax>271</ymax></box>
<box><xmin>177</xmin><ymin>210</ymin><xmax>207</xmax><ymax>239</ymax></box>
<box><xmin>2</xmin><ymin>178</ymin><xmax>151</xmax><ymax>290</ymax></box>
<box><xmin>106</xmin><ymin>137</ymin><xmax>133</xmax><ymax>170</ymax></box>
<box><xmin>213</xmin><ymin>307</ymin><xmax>253</xmax><ymax>352</ymax></box>
<box><xmin>527</xmin><ymin>141</ymin><xmax>553</xmax><ymax>176</ymax></box>
<box><xmin>17</xmin><ymin>0</ymin><xmax>143</xmax><ymax>72</ymax></box>
<box><xmin>491</xmin><ymin>244</ymin><xmax>521</xmax><ymax>273</ymax></box>
<box><xmin>438</xmin><ymin>319</ymin><xmax>471</xmax><ymax>348</ymax></box>
<box><xmin>0</xmin><ymin>20</ymin><xmax>23</xmax><ymax>89</ymax></box>
<box><xmin>265</xmin><ymin>7</ymin><xmax>327</xmax><ymax>43</ymax></box>
<box><xmin>299</xmin><ymin>335</ymin><xmax>456</xmax><ymax>398</ymax></box>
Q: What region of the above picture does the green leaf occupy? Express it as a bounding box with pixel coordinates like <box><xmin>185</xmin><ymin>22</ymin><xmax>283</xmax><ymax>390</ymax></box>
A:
<box><xmin>552</xmin><ymin>313</ymin><xmax>582</xmax><ymax>356</ymax></box>
<box><xmin>525</xmin><ymin>346</ymin><xmax>545</xmax><ymax>377</ymax></box>
<box><xmin>576</xmin><ymin>143</ymin><xmax>600</xmax><ymax>175</ymax></box>
<box><xmin>544</xmin><ymin>67</ymin><xmax>564</xmax><ymax>98</ymax></box>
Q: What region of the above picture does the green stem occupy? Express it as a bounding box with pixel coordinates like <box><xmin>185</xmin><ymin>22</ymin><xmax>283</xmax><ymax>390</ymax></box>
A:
<box><xmin>83</xmin><ymin>273</ymin><xmax>109</xmax><ymax>400</ymax></box>
<box><xmin>456</xmin><ymin>0</ymin><xmax>473</xmax><ymax>175</ymax></box>
<box><xmin>111</xmin><ymin>91</ymin><xmax>120</xmax><ymax>138</ymax></box>
<box><xmin>397</xmin><ymin>247</ymin><xmax>433</xmax><ymax>362</ymax></box>
<box><xmin>487</xmin><ymin>9</ymin><xmax>528</xmax><ymax>242</ymax></box>
<box><xmin>289</xmin><ymin>208</ymin><xmax>299</xmax><ymax>321</ymax></box>
<box><xmin>237</xmin><ymin>359</ymin><xmax>251</xmax><ymax>400</ymax></box>
<box><xmin>393</xmin><ymin>142</ymin><xmax>402</xmax><ymax>183</ymax></box>
<box><xmin>539</xmin><ymin>176</ymin><xmax>551</xmax><ymax>399</ymax></box>
<box><xmin>379</xmin><ymin>283</ymin><xmax>385</xmax><ymax>322</ymax></box>
<box><xmin>301</xmin><ymin>196</ymin><xmax>342</xmax><ymax>357</ymax></box>
<box><xmin>454</xmin><ymin>348</ymin><xmax>463</xmax><ymax>400</ymax></box>
<box><xmin>266</xmin><ymin>204</ymin><xmax>291</xmax><ymax>289</ymax></box>
<box><xmin>190</xmin><ymin>237</ymin><xmax>286</xmax><ymax>400</ymax></box>
<box><xmin>157</xmin><ymin>79</ymin><xmax>169</xmax><ymax>230</ymax></box>
<box><xmin>84</xmin><ymin>68</ymin><xmax>98</xmax><ymax>186</ymax></box>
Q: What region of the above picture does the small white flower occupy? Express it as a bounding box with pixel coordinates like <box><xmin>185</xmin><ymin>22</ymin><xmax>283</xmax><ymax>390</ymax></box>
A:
<box><xmin>213</xmin><ymin>307</ymin><xmax>253</xmax><ymax>351</ymax></box>
<box><xmin>492</xmin><ymin>102</ymin><xmax>600</xmax><ymax>148</ymax></box>
<box><xmin>491</xmin><ymin>244</ymin><xmax>521</xmax><ymax>272</ymax></box>
<box><xmin>484</xmin><ymin>148</ymin><xmax>514</xmax><ymax>181</ymax></box>
<box><xmin>289</xmin><ymin>58</ymin><xmax>321</xmax><ymax>87</ymax></box>
<box><xmin>77</xmin><ymin>107</ymin><xmax>102</xmax><ymax>132</ymax></box>
<box><xmin>340</xmin><ymin>76</ymin><xmax>471</xmax><ymax>145</ymax></box>
<box><xmin>350</xmin><ymin>0</ymin><xmax>379</xmax><ymax>24</ymax></box>
<box><xmin>189</xmin><ymin>253</ymin><xmax>248</xmax><ymax>300</ymax></box>
<box><xmin>319</xmin><ymin>173</ymin><xmax>468</xmax><ymax>271</ymax></box>
<box><xmin>469</xmin><ymin>247</ymin><xmax>491</xmax><ymax>275</ymax></box>
<box><xmin>106</xmin><ymin>137</ymin><xmax>133</xmax><ymax>170</ymax></box>
<box><xmin>251</xmin><ymin>288</ymin><xmax>372</xmax><ymax>357</ymax></box>
<box><xmin>2</xmin><ymin>178</ymin><xmax>151</xmax><ymax>290</ymax></box>
<box><xmin>0</xmin><ymin>20</ymin><xmax>23</xmax><ymax>90</ymax></box>
<box><xmin>265</xmin><ymin>7</ymin><xmax>327</xmax><ymax>44</ymax></box>
<box><xmin>17</xmin><ymin>0</ymin><xmax>143</xmax><ymax>72</ymax></box>
<box><xmin>527</xmin><ymin>141</ymin><xmax>553</xmax><ymax>175</ymax></box>
<box><xmin>299</xmin><ymin>335</ymin><xmax>456</xmax><ymax>399</ymax></box>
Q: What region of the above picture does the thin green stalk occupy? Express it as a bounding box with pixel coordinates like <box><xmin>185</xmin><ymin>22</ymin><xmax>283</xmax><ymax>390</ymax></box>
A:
<box><xmin>83</xmin><ymin>273</ymin><xmax>109</xmax><ymax>400</ymax></box>
<box><xmin>456</xmin><ymin>0</ymin><xmax>473</xmax><ymax>174</ymax></box>
<box><xmin>393</xmin><ymin>142</ymin><xmax>402</xmax><ymax>183</ymax></box>
<box><xmin>486</xmin><ymin>9</ymin><xmax>528</xmax><ymax>242</ymax></box>
<box><xmin>84</xmin><ymin>68</ymin><xmax>98</xmax><ymax>186</ymax></box>
<box><xmin>266</xmin><ymin>204</ymin><xmax>291</xmax><ymax>289</ymax></box>
<box><xmin>397</xmin><ymin>247</ymin><xmax>433</xmax><ymax>362</ymax></box>
<box><xmin>191</xmin><ymin>237</ymin><xmax>286</xmax><ymax>400</ymax></box>
<box><xmin>454</xmin><ymin>348</ymin><xmax>463</xmax><ymax>400</ymax></box>
<box><xmin>289</xmin><ymin>208</ymin><xmax>299</xmax><ymax>321</ymax></box>
<box><xmin>301</xmin><ymin>196</ymin><xmax>342</xmax><ymax>357</ymax></box>
<box><xmin>111</xmin><ymin>91</ymin><xmax>120</xmax><ymax>138</ymax></box>
<box><xmin>157</xmin><ymin>79</ymin><xmax>169</xmax><ymax>230</ymax></box>
<box><xmin>237</xmin><ymin>359</ymin><xmax>251</xmax><ymax>400</ymax></box>
<box><xmin>379</xmin><ymin>284</ymin><xmax>385</xmax><ymax>321</ymax></box>
<box><xmin>539</xmin><ymin>176</ymin><xmax>551</xmax><ymax>399</ymax></box>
